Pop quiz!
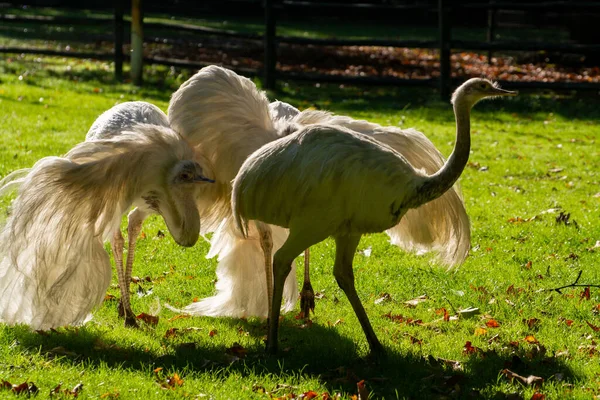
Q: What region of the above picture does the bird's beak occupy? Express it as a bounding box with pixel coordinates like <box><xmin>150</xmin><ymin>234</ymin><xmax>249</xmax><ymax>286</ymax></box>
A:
<box><xmin>492</xmin><ymin>87</ymin><xmax>518</xmax><ymax>96</ymax></box>
<box><xmin>194</xmin><ymin>174</ymin><xmax>215</xmax><ymax>183</ymax></box>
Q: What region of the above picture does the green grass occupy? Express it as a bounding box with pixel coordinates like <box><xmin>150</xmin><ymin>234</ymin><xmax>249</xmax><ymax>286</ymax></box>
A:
<box><xmin>1</xmin><ymin>55</ymin><xmax>600</xmax><ymax>399</ymax></box>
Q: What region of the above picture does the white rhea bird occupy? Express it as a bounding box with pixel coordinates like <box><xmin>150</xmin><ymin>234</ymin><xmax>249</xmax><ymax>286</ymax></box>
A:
<box><xmin>167</xmin><ymin>65</ymin><xmax>474</xmax><ymax>320</ymax></box>
<box><xmin>232</xmin><ymin>78</ymin><xmax>517</xmax><ymax>354</ymax></box>
<box><xmin>84</xmin><ymin>101</ymin><xmax>213</xmax><ymax>326</ymax></box>
<box><xmin>0</xmin><ymin>123</ymin><xmax>212</xmax><ymax>330</ymax></box>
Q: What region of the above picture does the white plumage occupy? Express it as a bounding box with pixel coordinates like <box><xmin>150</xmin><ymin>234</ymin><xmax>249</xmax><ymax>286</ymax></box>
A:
<box><xmin>232</xmin><ymin>78</ymin><xmax>516</xmax><ymax>354</ymax></box>
<box><xmin>167</xmin><ymin>66</ymin><xmax>474</xmax><ymax>320</ymax></box>
<box><xmin>0</xmin><ymin>122</ymin><xmax>211</xmax><ymax>330</ymax></box>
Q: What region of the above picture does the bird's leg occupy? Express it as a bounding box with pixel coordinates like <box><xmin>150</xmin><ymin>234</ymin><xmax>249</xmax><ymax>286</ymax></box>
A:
<box><xmin>255</xmin><ymin>221</ymin><xmax>273</xmax><ymax>320</ymax></box>
<box><xmin>299</xmin><ymin>248</ymin><xmax>315</xmax><ymax>319</ymax></box>
<box><xmin>267</xmin><ymin>228</ymin><xmax>327</xmax><ymax>354</ymax></box>
<box><xmin>111</xmin><ymin>229</ymin><xmax>138</xmax><ymax>328</ymax></box>
<box><xmin>333</xmin><ymin>234</ymin><xmax>384</xmax><ymax>356</ymax></box>
<box><xmin>120</xmin><ymin>208</ymin><xmax>146</xmax><ymax>327</ymax></box>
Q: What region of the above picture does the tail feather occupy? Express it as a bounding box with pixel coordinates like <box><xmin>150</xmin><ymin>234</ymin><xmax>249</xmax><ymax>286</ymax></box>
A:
<box><xmin>182</xmin><ymin>219</ymin><xmax>297</xmax><ymax>318</ymax></box>
<box><xmin>0</xmin><ymin>125</ymin><xmax>195</xmax><ymax>329</ymax></box>
<box><xmin>168</xmin><ymin>65</ymin><xmax>279</xmax><ymax>184</ymax></box>
<box><xmin>0</xmin><ymin>157</ymin><xmax>114</xmax><ymax>329</ymax></box>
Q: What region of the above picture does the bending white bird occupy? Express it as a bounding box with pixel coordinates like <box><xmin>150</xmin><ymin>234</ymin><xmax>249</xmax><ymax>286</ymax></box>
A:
<box><xmin>0</xmin><ymin>123</ymin><xmax>212</xmax><ymax>330</ymax></box>
<box><xmin>167</xmin><ymin>65</ymin><xmax>473</xmax><ymax>320</ymax></box>
<box><xmin>232</xmin><ymin>78</ymin><xmax>516</xmax><ymax>354</ymax></box>
<box><xmin>84</xmin><ymin>101</ymin><xmax>213</xmax><ymax>326</ymax></box>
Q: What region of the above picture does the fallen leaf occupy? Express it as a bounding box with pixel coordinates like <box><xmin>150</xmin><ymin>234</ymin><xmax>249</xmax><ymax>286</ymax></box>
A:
<box><xmin>382</xmin><ymin>312</ymin><xmax>405</xmax><ymax>322</ymax></box>
<box><xmin>226</xmin><ymin>343</ymin><xmax>248</xmax><ymax>359</ymax></box>
<box><xmin>357</xmin><ymin>380</ymin><xmax>369</xmax><ymax>400</ymax></box>
<box><xmin>475</xmin><ymin>327</ymin><xmax>488</xmax><ymax>336</ymax></box>
<box><xmin>581</xmin><ymin>287</ymin><xmax>591</xmax><ymax>300</ymax></box>
<box><xmin>531</xmin><ymin>393</ymin><xmax>545</xmax><ymax>400</ymax></box>
<box><xmin>525</xmin><ymin>318</ymin><xmax>541</xmax><ymax>329</ymax></box>
<box><xmin>209</xmin><ymin>329</ymin><xmax>218</xmax><ymax>337</ymax></box>
<box><xmin>165</xmin><ymin>328</ymin><xmax>179</xmax><ymax>339</ymax></box>
<box><xmin>404</xmin><ymin>295</ymin><xmax>427</xmax><ymax>307</ymax></box>
<box><xmin>136</xmin><ymin>313</ymin><xmax>159</xmax><ymax>326</ymax></box>
<box><xmin>502</xmin><ymin>369</ymin><xmax>544</xmax><ymax>388</ymax></box>
<box><xmin>165</xmin><ymin>373</ymin><xmax>184</xmax><ymax>388</ymax></box>
<box><xmin>463</xmin><ymin>341</ymin><xmax>481</xmax><ymax>355</ymax></box>
<box><xmin>374</xmin><ymin>293</ymin><xmax>392</xmax><ymax>304</ymax></box>
<box><xmin>524</xmin><ymin>335</ymin><xmax>539</xmax><ymax>344</ymax></box>
<box><xmin>436</xmin><ymin>307</ymin><xmax>450</xmax><ymax>322</ymax></box>
<box><xmin>104</xmin><ymin>294</ymin><xmax>116</xmax><ymax>301</ymax></box>
<box><xmin>486</xmin><ymin>319</ymin><xmax>501</xmax><ymax>328</ymax></box>
<box><xmin>458</xmin><ymin>307</ymin><xmax>480</xmax><ymax>318</ymax></box>
<box><xmin>586</xmin><ymin>321</ymin><xmax>600</xmax><ymax>332</ymax></box>
<box><xmin>360</xmin><ymin>246</ymin><xmax>372</xmax><ymax>257</ymax></box>
<box><xmin>301</xmin><ymin>391</ymin><xmax>319</xmax><ymax>399</ymax></box>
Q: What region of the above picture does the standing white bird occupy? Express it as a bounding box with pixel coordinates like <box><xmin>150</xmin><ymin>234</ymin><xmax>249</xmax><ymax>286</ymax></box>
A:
<box><xmin>232</xmin><ymin>78</ymin><xmax>516</xmax><ymax>354</ymax></box>
<box><xmin>0</xmin><ymin>124</ymin><xmax>212</xmax><ymax>330</ymax></box>
<box><xmin>167</xmin><ymin>65</ymin><xmax>473</xmax><ymax>321</ymax></box>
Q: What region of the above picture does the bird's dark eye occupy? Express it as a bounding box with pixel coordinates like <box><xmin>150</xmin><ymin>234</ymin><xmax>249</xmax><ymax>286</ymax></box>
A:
<box><xmin>480</xmin><ymin>83</ymin><xmax>487</xmax><ymax>89</ymax></box>
<box><xmin>179</xmin><ymin>172</ymin><xmax>193</xmax><ymax>181</ymax></box>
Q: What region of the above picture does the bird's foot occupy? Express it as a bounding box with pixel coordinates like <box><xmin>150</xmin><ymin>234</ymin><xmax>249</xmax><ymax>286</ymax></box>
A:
<box><xmin>117</xmin><ymin>299</ymin><xmax>139</xmax><ymax>328</ymax></box>
<box><xmin>124</xmin><ymin>315</ymin><xmax>139</xmax><ymax>328</ymax></box>
<box><xmin>368</xmin><ymin>341</ymin><xmax>386</xmax><ymax>361</ymax></box>
<box><xmin>299</xmin><ymin>281</ymin><xmax>315</xmax><ymax>319</ymax></box>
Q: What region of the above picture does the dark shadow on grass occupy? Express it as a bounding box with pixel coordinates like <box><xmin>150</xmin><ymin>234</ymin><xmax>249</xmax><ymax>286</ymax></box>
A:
<box><xmin>6</xmin><ymin>317</ymin><xmax>579</xmax><ymax>398</ymax></box>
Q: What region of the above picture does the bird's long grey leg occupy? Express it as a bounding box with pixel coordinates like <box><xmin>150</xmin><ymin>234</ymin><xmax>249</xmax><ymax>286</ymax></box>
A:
<box><xmin>333</xmin><ymin>234</ymin><xmax>384</xmax><ymax>356</ymax></box>
<box><xmin>119</xmin><ymin>208</ymin><xmax>147</xmax><ymax>327</ymax></box>
<box><xmin>267</xmin><ymin>227</ymin><xmax>327</xmax><ymax>354</ymax></box>
<box><xmin>255</xmin><ymin>221</ymin><xmax>273</xmax><ymax>319</ymax></box>
<box><xmin>111</xmin><ymin>229</ymin><xmax>138</xmax><ymax>327</ymax></box>
<box><xmin>299</xmin><ymin>248</ymin><xmax>315</xmax><ymax>319</ymax></box>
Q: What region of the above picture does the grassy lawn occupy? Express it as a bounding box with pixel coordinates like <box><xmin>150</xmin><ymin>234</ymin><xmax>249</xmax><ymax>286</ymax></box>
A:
<box><xmin>0</xmin><ymin>55</ymin><xmax>599</xmax><ymax>399</ymax></box>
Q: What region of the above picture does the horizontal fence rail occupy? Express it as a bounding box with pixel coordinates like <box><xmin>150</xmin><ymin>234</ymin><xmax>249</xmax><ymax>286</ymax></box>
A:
<box><xmin>1</xmin><ymin>0</ymin><xmax>599</xmax><ymax>96</ymax></box>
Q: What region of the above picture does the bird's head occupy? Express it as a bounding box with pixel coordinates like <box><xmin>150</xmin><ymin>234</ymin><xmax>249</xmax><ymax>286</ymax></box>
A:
<box><xmin>155</xmin><ymin>159</ymin><xmax>214</xmax><ymax>247</ymax></box>
<box><xmin>451</xmin><ymin>78</ymin><xmax>517</xmax><ymax>108</ymax></box>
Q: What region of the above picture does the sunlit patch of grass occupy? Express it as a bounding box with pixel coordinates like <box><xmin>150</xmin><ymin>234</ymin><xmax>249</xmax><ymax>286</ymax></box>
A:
<box><xmin>0</xmin><ymin>55</ymin><xmax>599</xmax><ymax>399</ymax></box>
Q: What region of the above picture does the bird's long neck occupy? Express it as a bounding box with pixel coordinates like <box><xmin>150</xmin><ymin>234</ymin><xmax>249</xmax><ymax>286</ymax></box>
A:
<box><xmin>412</xmin><ymin>100</ymin><xmax>471</xmax><ymax>207</ymax></box>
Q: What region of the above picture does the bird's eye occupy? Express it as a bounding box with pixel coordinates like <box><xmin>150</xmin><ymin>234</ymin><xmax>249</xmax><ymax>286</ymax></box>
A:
<box><xmin>480</xmin><ymin>83</ymin><xmax>487</xmax><ymax>89</ymax></box>
<box><xmin>179</xmin><ymin>172</ymin><xmax>193</xmax><ymax>181</ymax></box>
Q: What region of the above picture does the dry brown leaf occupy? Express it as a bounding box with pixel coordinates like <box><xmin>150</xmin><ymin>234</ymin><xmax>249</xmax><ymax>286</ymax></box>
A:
<box><xmin>524</xmin><ymin>335</ymin><xmax>539</xmax><ymax>344</ymax></box>
<box><xmin>136</xmin><ymin>313</ymin><xmax>159</xmax><ymax>326</ymax></box>
<box><xmin>226</xmin><ymin>343</ymin><xmax>248</xmax><ymax>359</ymax></box>
<box><xmin>486</xmin><ymin>319</ymin><xmax>501</xmax><ymax>328</ymax></box>
<box><xmin>167</xmin><ymin>314</ymin><xmax>190</xmax><ymax>322</ymax></box>
<box><xmin>357</xmin><ymin>380</ymin><xmax>369</xmax><ymax>400</ymax></box>
<box><xmin>502</xmin><ymin>369</ymin><xmax>544</xmax><ymax>388</ymax></box>
<box><xmin>581</xmin><ymin>287</ymin><xmax>591</xmax><ymax>300</ymax></box>
<box><xmin>586</xmin><ymin>321</ymin><xmax>600</xmax><ymax>332</ymax></box>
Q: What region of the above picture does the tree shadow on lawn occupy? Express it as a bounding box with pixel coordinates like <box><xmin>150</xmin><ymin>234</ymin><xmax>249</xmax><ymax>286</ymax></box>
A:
<box><xmin>7</xmin><ymin>319</ymin><xmax>578</xmax><ymax>398</ymax></box>
<box><xmin>7</xmin><ymin>57</ymin><xmax>600</xmax><ymax>124</ymax></box>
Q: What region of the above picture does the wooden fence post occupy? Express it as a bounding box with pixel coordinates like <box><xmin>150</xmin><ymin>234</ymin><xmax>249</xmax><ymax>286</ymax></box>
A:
<box><xmin>114</xmin><ymin>0</ymin><xmax>124</xmax><ymax>82</ymax></box>
<box><xmin>264</xmin><ymin>0</ymin><xmax>276</xmax><ymax>90</ymax></box>
<box><xmin>487</xmin><ymin>0</ymin><xmax>496</xmax><ymax>62</ymax></box>
<box><xmin>438</xmin><ymin>0</ymin><xmax>451</xmax><ymax>101</ymax></box>
<box><xmin>131</xmin><ymin>0</ymin><xmax>144</xmax><ymax>85</ymax></box>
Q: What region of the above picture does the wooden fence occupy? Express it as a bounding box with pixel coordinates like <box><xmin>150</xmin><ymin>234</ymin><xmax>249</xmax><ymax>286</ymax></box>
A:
<box><xmin>1</xmin><ymin>0</ymin><xmax>599</xmax><ymax>98</ymax></box>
